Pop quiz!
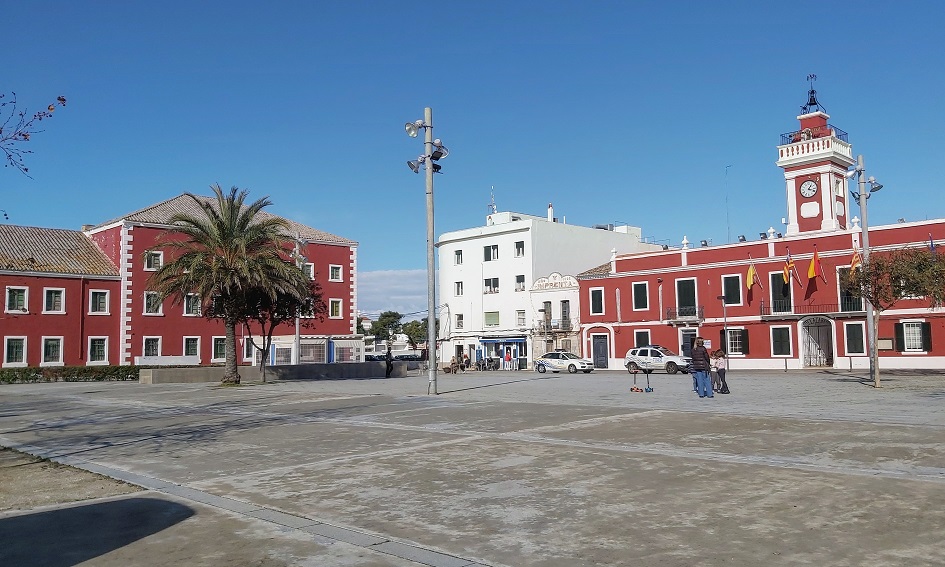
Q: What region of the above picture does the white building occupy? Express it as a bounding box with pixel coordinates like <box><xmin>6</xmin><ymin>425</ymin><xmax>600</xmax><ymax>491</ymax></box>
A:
<box><xmin>437</xmin><ymin>204</ymin><xmax>662</xmax><ymax>369</ymax></box>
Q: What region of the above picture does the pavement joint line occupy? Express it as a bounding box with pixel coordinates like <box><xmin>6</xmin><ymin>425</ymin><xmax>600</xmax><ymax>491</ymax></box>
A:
<box><xmin>0</xmin><ymin>437</ymin><xmax>495</xmax><ymax>567</ymax></box>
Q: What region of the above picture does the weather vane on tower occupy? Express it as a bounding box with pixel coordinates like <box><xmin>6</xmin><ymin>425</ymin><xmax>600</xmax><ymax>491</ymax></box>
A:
<box><xmin>801</xmin><ymin>73</ymin><xmax>826</xmax><ymax>114</ymax></box>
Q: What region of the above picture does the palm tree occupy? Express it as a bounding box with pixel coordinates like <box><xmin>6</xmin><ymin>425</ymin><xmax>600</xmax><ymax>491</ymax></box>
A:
<box><xmin>147</xmin><ymin>184</ymin><xmax>310</xmax><ymax>384</ymax></box>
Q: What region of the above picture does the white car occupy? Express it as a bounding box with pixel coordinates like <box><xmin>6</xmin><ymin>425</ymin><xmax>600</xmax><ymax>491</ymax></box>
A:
<box><xmin>624</xmin><ymin>346</ymin><xmax>691</xmax><ymax>375</ymax></box>
<box><xmin>535</xmin><ymin>352</ymin><xmax>594</xmax><ymax>374</ymax></box>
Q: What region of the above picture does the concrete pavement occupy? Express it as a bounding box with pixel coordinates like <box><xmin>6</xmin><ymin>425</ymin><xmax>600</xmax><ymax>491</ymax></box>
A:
<box><xmin>1</xmin><ymin>368</ymin><xmax>944</xmax><ymax>566</ymax></box>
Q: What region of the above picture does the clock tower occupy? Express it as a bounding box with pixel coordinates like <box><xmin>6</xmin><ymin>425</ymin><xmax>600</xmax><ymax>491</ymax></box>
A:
<box><xmin>776</xmin><ymin>78</ymin><xmax>856</xmax><ymax>235</ymax></box>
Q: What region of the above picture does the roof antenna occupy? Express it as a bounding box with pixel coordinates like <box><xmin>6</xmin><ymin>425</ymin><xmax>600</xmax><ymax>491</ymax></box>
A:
<box><xmin>489</xmin><ymin>186</ymin><xmax>497</xmax><ymax>214</ymax></box>
<box><xmin>801</xmin><ymin>73</ymin><xmax>826</xmax><ymax>114</ymax></box>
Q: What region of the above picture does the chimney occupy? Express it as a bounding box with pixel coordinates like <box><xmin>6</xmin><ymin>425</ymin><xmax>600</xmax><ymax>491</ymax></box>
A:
<box><xmin>547</xmin><ymin>203</ymin><xmax>554</xmax><ymax>222</ymax></box>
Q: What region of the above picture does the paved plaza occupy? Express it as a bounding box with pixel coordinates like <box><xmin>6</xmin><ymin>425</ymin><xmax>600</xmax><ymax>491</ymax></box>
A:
<box><xmin>1</xmin><ymin>368</ymin><xmax>944</xmax><ymax>566</ymax></box>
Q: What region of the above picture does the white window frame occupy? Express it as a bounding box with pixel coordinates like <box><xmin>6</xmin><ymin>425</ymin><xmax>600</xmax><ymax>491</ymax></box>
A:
<box><xmin>454</xmin><ymin>249</ymin><xmax>463</xmax><ymax>265</ymax></box>
<box><xmin>769</xmin><ymin>271</ymin><xmax>793</xmax><ymax>314</ymax></box>
<box><xmin>329</xmin><ymin>298</ymin><xmax>343</xmax><ymax>319</ymax></box>
<box><xmin>243</xmin><ymin>337</ymin><xmax>257</xmax><ymax>362</ymax></box>
<box><xmin>4</xmin><ymin>336</ymin><xmax>27</xmax><ymax>368</ymax></box>
<box><xmin>144</xmin><ymin>251</ymin><xmax>163</xmax><ymax>271</ymax></box>
<box><xmin>87</xmin><ymin>337</ymin><xmax>109</xmax><ymax>366</ymax></box>
<box><xmin>725</xmin><ymin>326</ymin><xmax>747</xmax><ymax>356</ymax></box>
<box><xmin>5</xmin><ymin>286</ymin><xmax>28</xmax><ymax>314</ymax></box>
<box><xmin>516</xmin><ymin>310</ymin><xmax>526</xmax><ymax>326</ymax></box>
<box><xmin>483</xmin><ymin>278</ymin><xmax>499</xmax><ymax>294</ymax></box>
<box><xmin>843</xmin><ymin>322</ymin><xmax>866</xmax><ymax>355</ymax></box>
<box><xmin>483</xmin><ymin>311</ymin><xmax>500</xmax><ymax>327</ymax></box>
<box><xmin>484</xmin><ymin>244</ymin><xmax>498</xmax><ymax>262</ymax></box>
<box><xmin>515</xmin><ymin>275</ymin><xmax>526</xmax><ymax>292</ymax></box>
<box><xmin>329</xmin><ymin>264</ymin><xmax>343</xmax><ymax>282</ymax></box>
<box><xmin>143</xmin><ymin>336</ymin><xmax>161</xmax><ymax>357</ymax></box>
<box><xmin>721</xmin><ymin>274</ymin><xmax>744</xmax><ymax>307</ymax></box>
<box><xmin>632</xmin><ymin>281</ymin><xmax>649</xmax><ymax>311</ymax></box>
<box><xmin>455</xmin><ymin>313</ymin><xmax>464</xmax><ymax>330</ymax></box>
<box><xmin>302</xmin><ymin>263</ymin><xmax>315</xmax><ymax>279</ymax></box>
<box><xmin>40</xmin><ymin>336</ymin><xmax>65</xmax><ymax>366</ymax></box>
<box><xmin>144</xmin><ymin>291</ymin><xmax>163</xmax><ymax>315</ymax></box>
<box><xmin>212</xmin><ymin>336</ymin><xmax>226</xmax><ymax>362</ymax></box>
<box><xmin>770</xmin><ymin>326</ymin><xmax>792</xmax><ymax>357</ymax></box>
<box><xmin>43</xmin><ymin>287</ymin><xmax>66</xmax><ymax>314</ymax></box>
<box><xmin>89</xmin><ymin>289</ymin><xmax>110</xmax><ymax>315</ymax></box>
<box><xmin>902</xmin><ymin>320</ymin><xmax>926</xmax><ymax>353</ymax></box>
<box><xmin>454</xmin><ymin>281</ymin><xmax>463</xmax><ymax>296</ymax></box>
<box><xmin>183</xmin><ymin>293</ymin><xmax>201</xmax><ymax>316</ymax></box>
<box><xmin>514</xmin><ymin>241</ymin><xmax>525</xmax><ymax>258</ymax></box>
<box><xmin>589</xmin><ymin>287</ymin><xmax>605</xmax><ymax>315</ymax></box>
<box><xmin>183</xmin><ymin>336</ymin><xmax>200</xmax><ymax>359</ymax></box>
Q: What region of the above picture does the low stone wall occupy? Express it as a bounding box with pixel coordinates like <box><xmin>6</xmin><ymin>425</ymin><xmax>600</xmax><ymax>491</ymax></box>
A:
<box><xmin>266</xmin><ymin>361</ymin><xmax>407</xmax><ymax>381</ymax></box>
<box><xmin>139</xmin><ymin>362</ymin><xmax>407</xmax><ymax>384</ymax></box>
<box><xmin>139</xmin><ymin>367</ymin><xmax>225</xmax><ymax>384</ymax></box>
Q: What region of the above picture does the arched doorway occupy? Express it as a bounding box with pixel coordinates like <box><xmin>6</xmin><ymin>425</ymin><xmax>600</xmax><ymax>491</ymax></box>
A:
<box><xmin>802</xmin><ymin>317</ymin><xmax>833</xmax><ymax>367</ymax></box>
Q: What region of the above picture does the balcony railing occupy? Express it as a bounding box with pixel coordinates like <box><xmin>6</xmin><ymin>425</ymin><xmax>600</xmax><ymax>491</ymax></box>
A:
<box><xmin>779</xmin><ymin>123</ymin><xmax>848</xmax><ymax>145</ymax></box>
<box><xmin>760</xmin><ymin>298</ymin><xmax>865</xmax><ymax>316</ymax></box>
<box><xmin>665</xmin><ymin>306</ymin><xmax>704</xmax><ymax>322</ymax></box>
<box><xmin>536</xmin><ymin>318</ymin><xmax>576</xmax><ymax>333</ymax></box>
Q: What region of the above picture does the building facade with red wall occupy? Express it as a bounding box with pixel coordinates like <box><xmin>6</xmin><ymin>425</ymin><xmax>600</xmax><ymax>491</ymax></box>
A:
<box><xmin>2</xmin><ymin>193</ymin><xmax>360</xmax><ymax>369</ymax></box>
<box><xmin>577</xmin><ymin>90</ymin><xmax>944</xmax><ymax>371</ymax></box>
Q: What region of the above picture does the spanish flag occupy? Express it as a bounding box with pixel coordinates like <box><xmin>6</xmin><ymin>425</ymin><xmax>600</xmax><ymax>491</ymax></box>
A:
<box><xmin>746</xmin><ymin>257</ymin><xmax>763</xmax><ymax>290</ymax></box>
<box><xmin>850</xmin><ymin>247</ymin><xmax>862</xmax><ymax>271</ymax></box>
<box><xmin>808</xmin><ymin>247</ymin><xmax>827</xmax><ymax>283</ymax></box>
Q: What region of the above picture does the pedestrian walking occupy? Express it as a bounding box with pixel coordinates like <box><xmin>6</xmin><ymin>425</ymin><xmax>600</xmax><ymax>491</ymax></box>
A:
<box><xmin>690</xmin><ymin>337</ymin><xmax>712</xmax><ymax>398</ymax></box>
<box><xmin>385</xmin><ymin>347</ymin><xmax>393</xmax><ymax>378</ymax></box>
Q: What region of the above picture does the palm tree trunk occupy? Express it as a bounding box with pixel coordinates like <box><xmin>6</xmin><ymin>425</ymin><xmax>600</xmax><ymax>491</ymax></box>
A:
<box><xmin>223</xmin><ymin>316</ymin><xmax>241</xmax><ymax>384</ymax></box>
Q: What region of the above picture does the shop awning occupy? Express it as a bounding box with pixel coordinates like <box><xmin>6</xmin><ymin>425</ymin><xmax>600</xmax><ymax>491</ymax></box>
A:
<box><xmin>479</xmin><ymin>337</ymin><xmax>527</xmax><ymax>343</ymax></box>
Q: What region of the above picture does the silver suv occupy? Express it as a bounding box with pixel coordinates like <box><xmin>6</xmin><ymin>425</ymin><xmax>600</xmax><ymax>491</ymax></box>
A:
<box><xmin>624</xmin><ymin>346</ymin><xmax>691</xmax><ymax>375</ymax></box>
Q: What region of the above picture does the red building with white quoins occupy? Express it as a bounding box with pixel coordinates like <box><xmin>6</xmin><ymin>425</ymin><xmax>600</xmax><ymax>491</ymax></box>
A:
<box><xmin>577</xmin><ymin>87</ymin><xmax>945</xmax><ymax>371</ymax></box>
<box><xmin>2</xmin><ymin>193</ymin><xmax>360</xmax><ymax>369</ymax></box>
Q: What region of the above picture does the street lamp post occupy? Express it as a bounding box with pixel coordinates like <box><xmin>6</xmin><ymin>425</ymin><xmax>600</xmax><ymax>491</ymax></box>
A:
<box><xmin>405</xmin><ymin>107</ymin><xmax>449</xmax><ymax>395</ymax></box>
<box><xmin>848</xmin><ymin>154</ymin><xmax>883</xmax><ymax>387</ymax></box>
<box><xmin>716</xmin><ymin>294</ymin><xmax>728</xmax><ymax>352</ymax></box>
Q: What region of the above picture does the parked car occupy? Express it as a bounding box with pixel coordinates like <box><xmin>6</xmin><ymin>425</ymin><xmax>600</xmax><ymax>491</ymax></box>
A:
<box><xmin>395</xmin><ymin>354</ymin><xmax>423</xmax><ymax>361</ymax></box>
<box><xmin>624</xmin><ymin>346</ymin><xmax>691</xmax><ymax>374</ymax></box>
<box><xmin>535</xmin><ymin>352</ymin><xmax>594</xmax><ymax>374</ymax></box>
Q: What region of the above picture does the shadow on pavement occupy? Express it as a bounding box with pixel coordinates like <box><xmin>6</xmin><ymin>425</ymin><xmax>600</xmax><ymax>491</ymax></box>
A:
<box><xmin>438</xmin><ymin>374</ymin><xmax>554</xmax><ymax>394</ymax></box>
<box><xmin>0</xmin><ymin>496</ymin><xmax>194</xmax><ymax>567</ymax></box>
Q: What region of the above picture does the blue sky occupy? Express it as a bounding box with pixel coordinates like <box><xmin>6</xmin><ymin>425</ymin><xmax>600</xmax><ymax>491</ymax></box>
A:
<box><xmin>6</xmin><ymin>1</ymin><xmax>944</xmax><ymax>318</ymax></box>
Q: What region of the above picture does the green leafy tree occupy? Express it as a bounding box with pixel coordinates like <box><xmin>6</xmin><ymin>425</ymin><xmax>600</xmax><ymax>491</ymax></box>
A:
<box><xmin>147</xmin><ymin>185</ymin><xmax>310</xmax><ymax>384</ymax></box>
<box><xmin>843</xmin><ymin>247</ymin><xmax>944</xmax><ymax>387</ymax></box>
<box><xmin>374</xmin><ymin>311</ymin><xmax>403</xmax><ymax>346</ymax></box>
<box><xmin>1</xmin><ymin>92</ymin><xmax>67</xmax><ymax>176</ymax></box>
<box><xmin>228</xmin><ymin>281</ymin><xmax>327</xmax><ymax>383</ymax></box>
<box><xmin>401</xmin><ymin>319</ymin><xmax>426</xmax><ymax>350</ymax></box>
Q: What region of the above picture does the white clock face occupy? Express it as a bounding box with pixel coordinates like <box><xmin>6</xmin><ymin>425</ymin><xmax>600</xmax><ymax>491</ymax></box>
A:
<box><xmin>799</xmin><ymin>180</ymin><xmax>818</xmax><ymax>198</ymax></box>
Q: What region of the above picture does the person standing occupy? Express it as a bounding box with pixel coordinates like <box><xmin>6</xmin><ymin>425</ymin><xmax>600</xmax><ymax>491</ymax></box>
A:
<box><xmin>385</xmin><ymin>347</ymin><xmax>393</xmax><ymax>379</ymax></box>
<box><xmin>504</xmin><ymin>348</ymin><xmax>512</xmax><ymax>371</ymax></box>
<box><xmin>710</xmin><ymin>350</ymin><xmax>722</xmax><ymax>392</ymax></box>
<box><xmin>690</xmin><ymin>337</ymin><xmax>712</xmax><ymax>398</ymax></box>
<box><xmin>715</xmin><ymin>350</ymin><xmax>730</xmax><ymax>394</ymax></box>
<box><xmin>462</xmin><ymin>353</ymin><xmax>470</xmax><ymax>372</ymax></box>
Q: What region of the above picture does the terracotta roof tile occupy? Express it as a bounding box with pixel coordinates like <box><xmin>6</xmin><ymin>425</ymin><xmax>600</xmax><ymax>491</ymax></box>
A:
<box><xmin>93</xmin><ymin>193</ymin><xmax>357</xmax><ymax>246</ymax></box>
<box><xmin>577</xmin><ymin>262</ymin><xmax>611</xmax><ymax>278</ymax></box>
<box><xmin>0</xmin><ymin>225</ymin><xmax>118</xmax><ymax>276</ymax></box>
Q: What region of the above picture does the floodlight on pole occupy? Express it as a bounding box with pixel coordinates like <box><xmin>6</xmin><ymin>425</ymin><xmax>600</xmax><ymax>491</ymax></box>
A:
<box><xmin>404</xmin><ymin>108</ymin><xmax>449</xmax><ymax>395</ymax></box>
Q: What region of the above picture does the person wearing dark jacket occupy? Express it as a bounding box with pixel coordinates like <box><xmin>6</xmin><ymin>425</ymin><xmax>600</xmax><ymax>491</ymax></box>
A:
<box><xmin>385</xmin><ymin>347</ymin><xmax>393</xmax><ymax>378</ymax></box>
<box><xmin>690</xmin><ymin>337</ymin><xmax>713</xmax><ymax>398</ymax></box>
